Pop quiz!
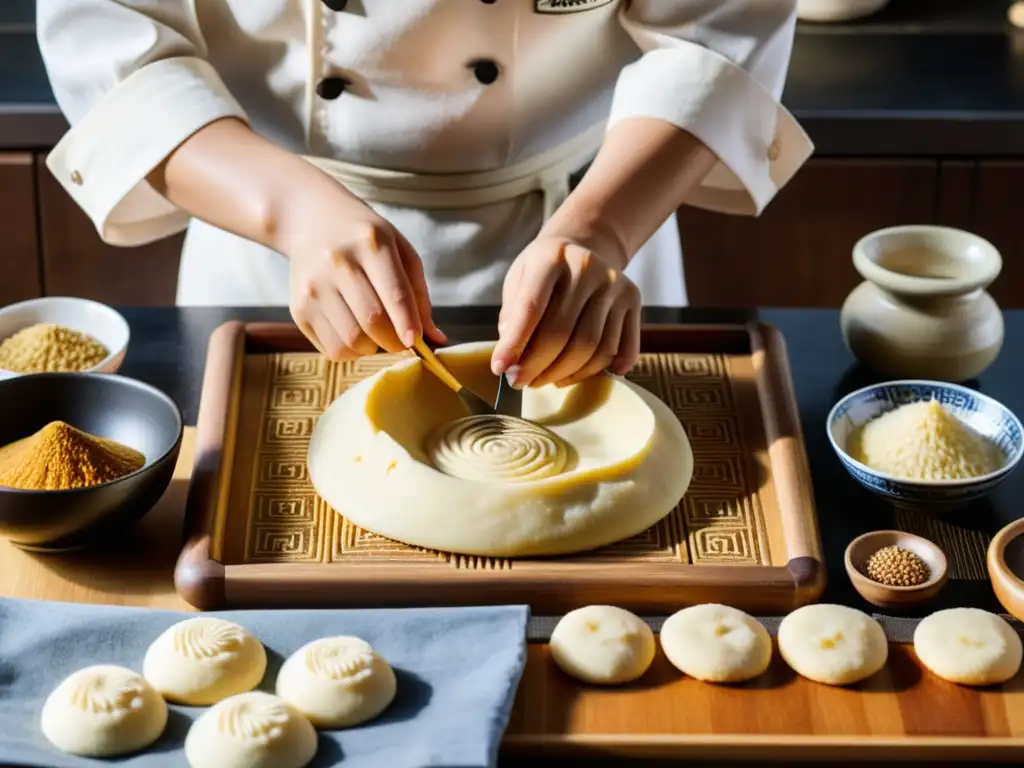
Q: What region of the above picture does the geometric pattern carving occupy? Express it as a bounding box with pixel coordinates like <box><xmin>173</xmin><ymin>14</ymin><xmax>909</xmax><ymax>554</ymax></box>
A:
<box><xmin>243</xmin><ymin>350</ymin><xmax>768</xmax><ymax>568</ymax></box>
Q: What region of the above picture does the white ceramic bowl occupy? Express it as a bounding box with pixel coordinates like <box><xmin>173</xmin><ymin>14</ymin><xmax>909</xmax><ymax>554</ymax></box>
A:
<box><xmin>0</xmin><ymin>297</ymin><xmax>130</xmax><ymax>380</ymax></box>
<box><xmin>827</xmin><ymin>380</ymin><xmax>1024</xmax><ymax>512</ymax></box>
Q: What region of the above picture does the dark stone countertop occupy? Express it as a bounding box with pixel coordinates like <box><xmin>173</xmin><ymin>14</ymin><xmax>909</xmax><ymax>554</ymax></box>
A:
<box><xmin>115</xmin><ymin>305</ymin><xmax>1024</xmax><ymax>617</ymax></box>
<box><xmin>3</xmin><ymin>0</ymin><xmax>1023</xmax><ymax>155</ymax></box>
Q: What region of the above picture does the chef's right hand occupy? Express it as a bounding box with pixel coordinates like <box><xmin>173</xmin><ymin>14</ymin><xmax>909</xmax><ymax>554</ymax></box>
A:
<box><xmin>279</xmin><ymin>185</ymin><xmax>446</xmax><ymax>360</ymax></box>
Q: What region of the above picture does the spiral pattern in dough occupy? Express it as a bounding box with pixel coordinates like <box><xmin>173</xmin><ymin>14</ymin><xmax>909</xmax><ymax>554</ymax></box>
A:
<box><xmin>216</xmin><ymin>697</ymin><xmax>291</xmax><ymax>744</ymax></box>
<box><xmin>171</xmin><ymin>618</ymin><xmax>246</xmax><ymax>661</ymax></box>
<box><xmin>68</xmin><ymin>669</ymin><xmax>147</xmax><ymax>716</ymax></box>
<box><xmin>303</xmin><ymin>637</ymin><xmax>376</xmax><ymax>685</ymax></box>
<box><xmin>427</xmin><ymin>415</ymin><xmax>568</xmax><ymax>483</ymax></box>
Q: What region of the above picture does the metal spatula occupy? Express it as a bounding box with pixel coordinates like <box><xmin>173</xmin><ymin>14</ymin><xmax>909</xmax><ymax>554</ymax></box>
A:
<box><xmin>494</xmin><ymin>372</ymin><xmax>523</xmax><ymax>419</ymax></box>
<box><xmin>411</xmin><ymin>338</ymin><xmax>496</xmax><ymax>417</ymax></box>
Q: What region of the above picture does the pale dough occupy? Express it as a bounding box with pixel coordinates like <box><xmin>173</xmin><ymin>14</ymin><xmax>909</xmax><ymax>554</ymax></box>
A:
<box><xmin>660</xmin><ymin>604</ymin><xmax>772</xmax><ymax>683</ymax></box>
<box><xmin>777</xmin><ymin>604</ymin><xmax>888</xmax><ymax>686</ymax></box>
<box><xmin>40</xmin><ymin>664</ymin><xmax>168</xmax><ymax>757</ymax></box>
<box><xmin>913</xmin><ymin>608</ymin><xmax>1023</xmax><ymax>686</ymax></box>
<box><xmin>276</xmin><ymin>636</ymin><xmax>397</xmax><ymax>728</ymax></box>
<box><xmin>143</xmin><ymin>617</ymin><xmax>267</xmax><ymax>705</ymax></box>
<box><xmin>308</xmin><ymin>342</ymin><xmax>693</xmax><ymax>557</ymax></box>
<box><xmin>184</xmin><ymin>691</ymin><xmax>317</xmax><ymax>768</ymax></box>
<box><xmin>549</xmin><ymin>605</ymin><xmax>656</xmax><ymax>685</ymax></box>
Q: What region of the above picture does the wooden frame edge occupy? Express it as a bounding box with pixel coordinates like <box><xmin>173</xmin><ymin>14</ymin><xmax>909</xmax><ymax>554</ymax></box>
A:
<box><xmin>749</xmin><ymin>321</ymin><xmax>827</xmax><ymax>606</ymax></box>
<box><xmin>174</xmin><ymin>320</ymin><xmax>247</xmax><ymax>610</ymax></box>
<box><xmin>189</xmin><ymin>320</ymin><xmax>827</xmax><ymax>613</ymax></box>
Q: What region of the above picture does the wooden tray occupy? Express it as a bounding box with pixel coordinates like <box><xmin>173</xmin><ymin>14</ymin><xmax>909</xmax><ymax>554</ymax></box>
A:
<box><xmin>504</xmin><ymin>643</ymin><xmax>1024</xmax><ymax>762</ymax></box>
<box><xmin>175</xmin><ymin>321</ymin><xmax>825</xmax><ymax>612</ymax></box>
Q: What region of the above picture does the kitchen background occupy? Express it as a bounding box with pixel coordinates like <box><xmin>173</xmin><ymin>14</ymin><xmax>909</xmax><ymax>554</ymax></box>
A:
<box><xmin>1</xmin><ymin>0</ymin><xmax>1022</xmax><ymax>308</ymax></box>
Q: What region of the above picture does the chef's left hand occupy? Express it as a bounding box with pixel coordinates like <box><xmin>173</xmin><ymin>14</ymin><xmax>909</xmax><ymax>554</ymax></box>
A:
<box><xmin>492</xmin><ymin>236</ymin><xmax>640</xmax><ymax>389</ymax></box>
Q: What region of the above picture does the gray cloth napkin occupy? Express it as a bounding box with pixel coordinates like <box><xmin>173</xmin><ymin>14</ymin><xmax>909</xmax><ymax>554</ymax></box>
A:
<box><xmin>0</xmin><ymin>597</ymin><xmax>529</xmax><ymax>768</ymax></box>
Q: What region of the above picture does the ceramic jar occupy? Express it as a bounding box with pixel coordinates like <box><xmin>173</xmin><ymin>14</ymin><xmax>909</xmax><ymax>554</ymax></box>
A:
<box><xmin>840</xmin><ymin>225</ymin><xmax>1004</xmax><ymax>383</ymax></box>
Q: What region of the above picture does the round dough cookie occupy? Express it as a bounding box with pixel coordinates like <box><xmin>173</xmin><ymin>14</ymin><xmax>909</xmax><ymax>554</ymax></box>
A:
<box><xmin>913</xmin><ymin>608</ymin><xmax>1023</xmax><ymax>686</ymax></box>
<box><xmin>276</xmin><ymin>636</ymin><xmax>397</xmax><ymax>728</ymax></box>
<box><xmin>778</xmin><ymin>604</ymin><xmax>888</xmax><ymax>686</ymax></box>
<box><xmin>660</xmin><ymin>604</ymin><xmax>772</xmax><ymax>683</ymax></box>
<box><xmin>40</xmin><ymin>664</ymin><xmax>168</xmax><ymax>757</ymax></box>
<box><xmin>143</xmin><ymin>617</ymin><xmax>267</xmax><ymax>705</ymax></box>
<box><xmin>184</xmin><ymin>691</ymin><xmax>317</xmax><ymax>768</ymax></box>
<box><xmin>549</xmin><ymin>605</ymin><xmax>655</xmax><ymax>685</ymax></box>
<box><xmin>308</xmin><ymin>342</ymin><xmax>693</xmax><ymax>557</ymax></box>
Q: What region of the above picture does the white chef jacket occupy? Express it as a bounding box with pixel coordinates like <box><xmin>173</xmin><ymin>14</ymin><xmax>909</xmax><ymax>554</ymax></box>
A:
<box><xmin>37</xmin><ymin>0</ymin><xmax>813</xmax><ymax>308</ymax></box>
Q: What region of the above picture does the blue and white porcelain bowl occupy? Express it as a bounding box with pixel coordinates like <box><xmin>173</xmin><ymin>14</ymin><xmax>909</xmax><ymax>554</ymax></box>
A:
<box><xmin>827</xmin><ymin>380</ymin><xmax>1024</xmax><ymax>511</ymax></box>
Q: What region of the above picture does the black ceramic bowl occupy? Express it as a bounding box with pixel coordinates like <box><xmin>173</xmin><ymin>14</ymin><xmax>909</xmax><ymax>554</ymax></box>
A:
<box><xmin>0</xmin><ymin>373</ymin><xmax>183</xmax><ymax>551</ymax></box>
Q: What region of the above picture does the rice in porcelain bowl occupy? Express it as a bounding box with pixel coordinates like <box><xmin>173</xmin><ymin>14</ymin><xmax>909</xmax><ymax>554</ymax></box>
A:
<box><xmin>827</xmin><ymin>380</ymin><xmax>1024</xmax><ymax>511</ymax></box>
<box><xmin>0</xmin><ymin>297</ymin><xmax>129</xmax><ymax>380</ymax></box>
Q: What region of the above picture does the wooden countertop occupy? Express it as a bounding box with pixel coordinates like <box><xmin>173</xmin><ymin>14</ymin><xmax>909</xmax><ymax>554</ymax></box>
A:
<box><xmin>3</xmin><ymin>307</ymin><xmax>1024</xmax><ymax>764</ymax></box>
<box><xmin>4</xmin><ymin>428</ymin><xmax>1023</xmax><ymax>765</ymax></box>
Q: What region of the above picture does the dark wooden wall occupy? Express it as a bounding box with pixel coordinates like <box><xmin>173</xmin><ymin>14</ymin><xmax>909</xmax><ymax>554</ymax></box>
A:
<box><xmin>2</xmin><ymin>152</ymin><xmax>1021</xmax><ymax>308</ymax></box>
<box><xmin>680</xmin><ymin>159</ymin><xmax>1023</xmax><ymax>308</ymax></box>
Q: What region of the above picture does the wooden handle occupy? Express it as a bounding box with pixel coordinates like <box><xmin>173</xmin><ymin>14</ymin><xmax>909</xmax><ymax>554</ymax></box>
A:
<box><xmin>412</xmin><ymin>338</ymin><xmax>463</xmax><ymax>394</ymax></box>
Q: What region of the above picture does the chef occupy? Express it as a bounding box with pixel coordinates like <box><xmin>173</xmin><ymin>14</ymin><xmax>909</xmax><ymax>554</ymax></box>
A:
<box><xmin>37</xmin><ymin>0</ymin><xmax>811</xmax><ymax>388</ymax></box>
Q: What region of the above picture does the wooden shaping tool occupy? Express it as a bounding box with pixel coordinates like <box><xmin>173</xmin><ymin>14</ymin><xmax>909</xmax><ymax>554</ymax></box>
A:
<box><xmin>411</xmin><ymin>337</ymin><xmax>496</xmax><ymax>417</ymax></box>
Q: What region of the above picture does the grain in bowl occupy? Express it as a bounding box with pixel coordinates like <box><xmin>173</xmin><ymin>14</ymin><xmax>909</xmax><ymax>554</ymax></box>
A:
<box><xmin>848</xmin><ymin>399</ymin><xmax>1004</xmax><ymax>481</ymax></box>
<box><xmin>827</xmin><ymin>381</ymin><xmax>1024</xmax><ymax>512</ymax></box>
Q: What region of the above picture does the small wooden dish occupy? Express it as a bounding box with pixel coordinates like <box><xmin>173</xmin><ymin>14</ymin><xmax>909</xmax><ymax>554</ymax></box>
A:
<box><xmin>844</xmin><ymin>530</ymin><xmax>948</xmax><ymax>608</ymax></box>
<box><xmin>987</xmin><ymin>518</ymin><xmax>1024</xmax><ymax>622</ymax></box>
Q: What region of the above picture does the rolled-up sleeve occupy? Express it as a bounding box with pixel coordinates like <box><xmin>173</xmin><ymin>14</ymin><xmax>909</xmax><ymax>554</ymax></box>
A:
<box><xmin>37</xmin><ymin>0</ymin><xmax>249</xmax><ymax>246</ymax></box>
<box><xmin>612</xmin><ymin>0</ymin><xmax>813</xmax><ymax>216</ymax></box>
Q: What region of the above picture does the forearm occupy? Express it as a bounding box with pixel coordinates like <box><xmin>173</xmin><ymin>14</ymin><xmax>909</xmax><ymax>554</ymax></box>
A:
<box><xmin>542</xmin><ymin>117</ymin><xmax>717</xmax><ymax>269</ymax></box>
<box><xmin>146</xmin><ymin>117</ymin><xmax>344</xmax><ymax>253</ymax></box>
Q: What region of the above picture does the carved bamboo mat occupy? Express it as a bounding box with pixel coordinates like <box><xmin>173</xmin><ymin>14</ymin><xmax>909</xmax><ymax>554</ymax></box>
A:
<box><xmin>893</xmin><ymin>507</ymin><xmax>990</xmax><ymax>581</ymax></box>
<box><xmin>233</xmin><ymin>351</ymin><xmax>771</xmax><ymax>570</ymax></box>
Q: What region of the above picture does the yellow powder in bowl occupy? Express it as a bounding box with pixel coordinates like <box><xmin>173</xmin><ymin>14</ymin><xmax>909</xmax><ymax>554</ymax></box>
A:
<box><xmin>848</xmin><ymin>400</ymin><xmax>1004</xmax><ymax>481</ymax></box>
<box><xmin>0</xmin><ymin>323</ymin><xmax>109</xmax><ymax>373</ymax></box>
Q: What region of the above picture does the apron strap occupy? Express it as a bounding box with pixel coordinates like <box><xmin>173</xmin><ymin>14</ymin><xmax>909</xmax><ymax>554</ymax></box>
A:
<box><xmin>301</xmin><ymin>122</ymin><xmax>606</xmax><ymax>219</ymax></box>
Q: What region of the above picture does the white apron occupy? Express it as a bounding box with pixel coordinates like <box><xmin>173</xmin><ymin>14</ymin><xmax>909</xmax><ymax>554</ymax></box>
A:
<box><xmin>176</xmin><ymin>120</ymin><xmax>687</xmax><ymax>307</ymax></box>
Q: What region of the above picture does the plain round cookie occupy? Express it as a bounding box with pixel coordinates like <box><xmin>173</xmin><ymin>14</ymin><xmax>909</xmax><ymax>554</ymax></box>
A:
<box><xmin>184</xmin><ymin>691</ymin><xmax>317</xmax><ymax>768</ymax></box>
<box><xmin>550</xmin><ymin>605</ymin><xmax>655</xmax><ymax>685</ymax></box>
<box><xmin>914</xmin><ymin>608</ymin><xmax>1023</xmax><ymax>686</ymax></box>
<box><xmin>40</xmin><ymin>664</ymin><xmax>168</xmax><ymax>757</ymax></box>
<box><xmin>660</xmin><ymin>604</ymin><xmax>772</xmax><ymax>683</ymax></box>
<box><xmin>778</xmin><ymin>604</ymin><xmax>888</xmax><ymax>686</ymax></box>
<box><xmin>143</xmin><ymin>617</ymin><xmax>267</xmax><ymax>705</ymax></box>
<box><xmin>276</xmin><ymin>636</ymin><xmax>397</xmax><ymax>728</ymax></box>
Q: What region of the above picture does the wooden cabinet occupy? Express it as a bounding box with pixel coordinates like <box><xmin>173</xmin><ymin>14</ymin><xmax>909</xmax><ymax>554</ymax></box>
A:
<box><xmin>972</xmin><ymin>161</ymin><xmax>1024</xmax><ymax>309</ymax></box>
<box><xmin>677</xmin><ymin>159</ymin><xmax>939</xmax><ymax>308</ymax></box>
<box><xmin>35</xmin><ymin>153</ymin><xmax>183</xmax><ymax>307</ymax></box>
<box><xmin>0</xmin><ymin>153</ymin><xmax>41</xmax><ymax>304</ymax></box>
<box><xmin>8</xmin><ymin>153</ymin><xmax>1024</xmax><ymax>310</ymax></box>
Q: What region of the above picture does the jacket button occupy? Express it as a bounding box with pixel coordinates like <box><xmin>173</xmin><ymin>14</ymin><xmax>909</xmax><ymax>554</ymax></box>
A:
<box><xmin>316</xmin><ymin>77</ymin><xmax>349</xmax><ymax>100</ymax></box>
<box><xmin>322</xmin><ymin>0</ymin><xmax>347</xmax><ymax>10</ymax></box>
<box><xmin>469</xmin><ymin>59</ymin><xmax>500</xmax><ymax>85</ymax></box>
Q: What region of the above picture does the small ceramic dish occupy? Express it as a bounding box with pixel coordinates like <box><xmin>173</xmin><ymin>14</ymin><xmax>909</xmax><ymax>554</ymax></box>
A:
<box><xmin>0</xmin><ymin>372</ymin><xmax>182</xmax><ymax>551</ymax></box>
<box><xmin>987</xmin><ymin>518</ymin><xmax>1024</xmax><ymax>623</ymax></box>
<box><xmin>827</xmin><ymin>380</ymin><xmax>1024</xmax><ymax>512</ymax></box>
<box><xmin>0</xmin><ymin>297</ymin><xmax>130</xmax><ymax>380</ymax></box>
<box><xmin>845</xmin><ymin>530</ymin><xmax>948</xmax><ymax>608</ymax></box>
